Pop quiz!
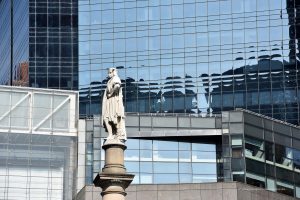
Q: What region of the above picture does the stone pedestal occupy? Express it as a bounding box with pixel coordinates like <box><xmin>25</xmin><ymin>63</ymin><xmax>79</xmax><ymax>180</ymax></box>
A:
<box><xmin>94</xmin><ymin>140</ymin><xmax>134</xmax><ymax>200</ymax></box>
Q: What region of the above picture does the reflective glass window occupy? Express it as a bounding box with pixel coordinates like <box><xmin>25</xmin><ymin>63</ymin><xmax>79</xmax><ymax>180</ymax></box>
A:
<box><xmin>265</xmin><ymin>141</ymin><xmax>274</xmax><ymax>163</ymax></box>
<box><xmin>245</xmin><ymin>136</ymin><xmax>265</xmax><ymax>161</ymax></box>
<box><xmin>154</xmin><ymin>173</ymin><xmax>179</xmax><ymax>183</ymax></box>
<box><xmin>153</xmin><ymin>162</ymin><xmax>178</xmax><ymax>173</ymax></box>
<box><xmin>192</xmin><ymin>143</ymin><xmax>215</xmax><ymax>151</ymax></box>
<box><xmin>153</xmin><ymin>140</ymin><xmax>178</xmax><ymax>150</ymax></box>
<box><xmin>275</xmin><ymin>144</ymin><xmax>293</xmax><ymax>169</ymax></box>
<box><xmin>140</xmin><ymin>162</ymin><xmax>152</xmax><ymax>173</ymax></box>
<box><xmin>153</xmin><ymin>150</ymin><xmax>178</xmax><ymax>161</ymax></box>
<box><xmin>192</xmin><ymin>163</ymin><xmax>216</xmax><ymax>174</ymax></box>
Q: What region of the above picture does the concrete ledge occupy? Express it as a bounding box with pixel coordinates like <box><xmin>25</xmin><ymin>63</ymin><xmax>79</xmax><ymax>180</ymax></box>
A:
<box><xmin>76</xmin><ymin>182</ymin><xmax>298</xmax><ymax>200</ymax></box>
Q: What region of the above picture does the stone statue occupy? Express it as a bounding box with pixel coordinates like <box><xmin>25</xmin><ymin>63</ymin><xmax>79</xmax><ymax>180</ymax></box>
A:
<box><xmin>101</xmin><ymin>68</ymin><xmax>127</xmax><ymax>142</ymax></box>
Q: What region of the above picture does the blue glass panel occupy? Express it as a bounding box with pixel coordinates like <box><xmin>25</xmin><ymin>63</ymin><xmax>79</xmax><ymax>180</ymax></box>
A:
<box><xmin>192</xmin><ymin>143</ymin><xmax>215</xmax><ymax>151</ymax></box>
<box><xmin>140</xmin><ymin>150</ymin><xmax>152</xmax><ymax>161</ymax></box>
<box><xmin>153</xmin><ymin>140</ymin><xmax>178</xmax><ymax>151</ymax></box>
<box><xmin>114</xmin><ymin>9</ymin><xmax>125</xmax><ymax>23</ymax></box>
<box><xmin>192</xmin><ymin>163</ymin><xmax>217</xmax><ymax>174</ymax></box>
<box><xmin>125</xmin><ymin>161</ymin><xmax>139</xmax><ymax>173</ymax></box>
<box><xmin>192</xmin><ymin>151</ymin><xmax>216</xmax><ymax>162</ymax></box>
<box><xmin>179</xmin><ymin>163</ymin><xmax>192</xmax><ymax>173</ymax></box>
<box><xmin>161</xmin><ymin>6</ymin><xmax>171</xmax><ymax>19</ymax></box>
<box><xmin>140</xmin><ymin>162</ymin><xmax>152</xmax><ymax>173</ymax></box>
<box><xmin>184</xmin><ymin>3</ymin><xmax>195</xmax><ymax>18</ymax></box>
<box><xmin>153</xmin><ymin>162</ymin><xmax>178</xmax><ymax>173</ymax></box>
<box><xmin>179</xmin><ymin>151</ymin><xmax>191</xmax><ymax>162</ymax></box>
<box><xmin>102</xmin><ymin>10</ymin><xmax>113</xmax><ymax>24</ymax></box>
<box><xmin>196</xmin><ymin>2</ymin><xmax>207</xmax><ymax>17</ymax></box>
<box><xmin>125</xmin><ymin>150</ymin><xmax>139</xmax><ymax>161</ymax></box>
<box><xmin>149</xmin><ymin>6</ymin><xmax>160</xmax><ymax>21</ymax></box>
<box><xmin>172</xmin><ymin>4</ymin><xmax>183</xmax><ymax>19</ymax></box>
<box><xmin>179</xmin><ymin>174</ymin><xmax>192</xmax><ymax>183</ymax></box>
<box><xmin>208</xmin><ymin>1</ymin><xmax>219</xmax><ymax>16</ymax></box>
<box><xmin>179</xmin><ymin>142</ymin><xmax>191</xmax><ymax>150</ymax></box>
<box><xmin>193</xmin><ymin>174</ymin><xmax>217</xmax><ymax>183</ymax></box>
<box><xmin>153</xmin><ymin>150</ymin><xmax>178</xmax><ymax>161</ymax></box>
<box><xmin>126</xmin><ymin>139</ymin><xmax>139</xmax><ymax>149</ymax></box>
<box><xmin>140</xmin><ymin>140</ymin><xmax>152</xmax><ymax>149</ymax></box>
<box><xmin>154</xmin><ymin>173</ymin><xmax>179</xmax><ymax>184</ymax></box>
<box><xmin>140</xmin><ymin>173</ymin><xmax>153</xmax><ymax>184</ymax></box>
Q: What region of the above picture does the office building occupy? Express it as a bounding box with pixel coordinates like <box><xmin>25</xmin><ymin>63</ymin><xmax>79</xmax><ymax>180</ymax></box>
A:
<box><xmin>79</xmin><ymin>0</ymin><xmax>300</xmax><ymax>125</ymax></box>
<box><xmin>0</xmin><ymin>86</ymin><xmax>78</xmax><ymax>200</ymax></box>
<box><xmin>0</xmin><ymin>0</ymin><xmax>78</xmax><ymax>90</ymax></box>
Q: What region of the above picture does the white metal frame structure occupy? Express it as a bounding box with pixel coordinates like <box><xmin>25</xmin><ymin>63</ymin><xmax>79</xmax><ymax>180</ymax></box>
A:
<box><xmin>0</xmin><ymin>86</ymin><xmax>78</xmax><ymax>136</ymax></box>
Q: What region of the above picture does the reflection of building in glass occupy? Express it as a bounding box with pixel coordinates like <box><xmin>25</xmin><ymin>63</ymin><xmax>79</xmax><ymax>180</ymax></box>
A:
<box><xmin>287</xmin><ymin>0</ymin><xmax>300</xmax><ymax>62</ymax></box>
<box><xmin>12</xmin><ymin>61</ymin><xmax>29</xmax><ymax>86</ymax></box>
<box><xmin>0</xmin><ymin>0</ymin><xmax>78</xmax><ymax>90</ymax></box>
<box><xmin>79</xmin><ymin>0</ymin><xmax>300</xmax><ymax>125</ymax></box>
<box><xmin>207</xmin><ymin>59</ymin><xmax>300</xmax><ymax>124</ymax></box>
<box><xmin>0</xmin><ymin>0</ymin><xmax>28</xmax><ymax>85</ymax></box>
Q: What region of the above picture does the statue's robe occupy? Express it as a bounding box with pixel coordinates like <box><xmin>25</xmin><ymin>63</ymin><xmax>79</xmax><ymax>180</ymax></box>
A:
<box><xmin>101</xmin><ymin>75</ymin><xmax>126</xmax><ymax>140</ymax></box>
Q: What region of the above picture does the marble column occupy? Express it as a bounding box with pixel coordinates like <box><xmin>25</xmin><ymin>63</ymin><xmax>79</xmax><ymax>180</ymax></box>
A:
<box><xmin>94</xmin><ymin>140</ymin><xmax>134</xmax><ymax>200</ymax></box>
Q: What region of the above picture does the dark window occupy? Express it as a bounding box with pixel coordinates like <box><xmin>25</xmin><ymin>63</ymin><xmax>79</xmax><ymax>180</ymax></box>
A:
<box><xmin>294</xmin><ymin>149</ymin><xmax>300</xmax><ymax>171</ymax></box>
<box><xmin>276</xmin><ymin>183</ymin><xmax>294</xmax><ymax>197</ymax></box>
<box><xmin>48</xmin><ymin>14</ymin><xmax>59</xmax><ymax>27</ymax></box>
<box><xmin>275</xmin><ymin>144</ymin><xmax>293</xmax><ymax>169</ymax></box>
<box><xmin>61</xmin><ymin>15</ymin><xmax>71</xmax><ymax>27</ymax></box>
<box><xmin>29</xmin><ymin>44</ymin><xmax>35</xmax><ymax>57</ymax></box>
<box><xmin>48</xmin><ymin>77</ymin><xmax>60</xmax><ymax>88</ymax></box>
<box><xmin>48</xmin><ymin>44</ymin><xmax>59</xmax><ymax>57</ymax></box>
<box><xmin>29</xmin><ymin>14</ymin><xmax>36</xmax><ymax>27</ymax></box>
<box><xmin>35</xmin><ymin>77</ymin><xmax>47</xmax><ymax>88</ymax></box>
<box><xmin>61</xmin><ymin>44</ymin><xmax>71</xmax><ymax>57</ymax></box>
<box><xmin>246</xmin><ymin>176</ymin><xmax>265</xmax><ymax>188</ymax></box>
<box><xmin>265</xmin><ymin>141</ymin><xmax>274</xmax><ymax>162</ymax></box>
<box><xmin>36</xmin><ymin>14</ymin><xmax>48</xmax><ymax>27</ymax></box>
<box><xmin>246</xmin><ymin>158</ymin><xmax>265</xmax><ymax>176</ymax></box>
<box><xmin>48</xmin><ymin>67</ymin><xmax>59</xmax><ymax>73</ymax></box>
<box><xmin>35</xmin><ymin>44</ymin><xmax>47</xmax><ymax>57</ymax></box>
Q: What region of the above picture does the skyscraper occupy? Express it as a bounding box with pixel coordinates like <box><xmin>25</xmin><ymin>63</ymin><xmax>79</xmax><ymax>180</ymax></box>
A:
<box><xmin>0</xmin><ymin>0</ymin><xmax>78</xmax><ymax>90</ymax></box>
<box><xmin>79</xmin><ymin>0</ymin><xmax>300</xmax><ymax>125</ymax></box>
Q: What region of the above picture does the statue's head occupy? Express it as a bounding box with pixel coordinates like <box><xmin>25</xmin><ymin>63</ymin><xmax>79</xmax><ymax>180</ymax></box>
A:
<box><xmin>108</xmin><ymin>68</ymin><xmax>117</xmax><ymax>78</ymax></box>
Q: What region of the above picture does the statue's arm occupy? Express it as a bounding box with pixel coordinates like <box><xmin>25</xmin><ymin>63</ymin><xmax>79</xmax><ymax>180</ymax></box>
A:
<box><xmin>106</xmin><ymin>81</ymin><xmax>121</xmax><ymax>98</ymax></box>
<box><xmin>112</xmin><ymin>82</ymin><xmax>121</xmax><ymax>94</ymax></box>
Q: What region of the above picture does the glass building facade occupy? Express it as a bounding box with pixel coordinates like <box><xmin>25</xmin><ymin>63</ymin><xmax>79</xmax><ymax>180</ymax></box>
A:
<box><xmin>0</xmin><ymin>0</ymin><xmax>78</xmax><ymax>90</ymax></box>
<box><xmin>0</xmin><ymin>86</ymin><xmax>78</xmax><ymax>199</ymax></box>
<box><xmin>108</xmin><ymin>138</ymin><xmax>218</xmax><ymax>184</ymax></box>
<box><xmin>80</xmin><ymin>110</ymin><xmax>300</xmax><ymax>198</ymax></box>
<box><xmin>222</xmin><ymin>110</ymin><xmax>300</xmax><ymax>198</ymax></box>
<box><xmin>0</xmin><ymin>133</ymin><xmax>77</xmax><ymax>200</ymax></box>
<box><xmin>0</xmin><ymin>0</ymin><xmax>29</xmax><ymax>85</ymax></box>
<box><xmin>81</xmin><ymin>116</ymin><xmax>222</xmax><ymax>186</ymax></box>
<box><xmin>29</xmin><ymin>0</ymin><xmax>78</xmax><ymax>90</ymax></box>
<box><xmin>79</xmin><ymin>0</ymin><xmax>300</xmax><ymax>125</ymax></box>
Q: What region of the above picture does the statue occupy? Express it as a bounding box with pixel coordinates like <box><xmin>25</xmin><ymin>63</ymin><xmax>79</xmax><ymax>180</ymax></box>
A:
<box><xmin>101</xmin><ymin>68</ymin><xmax>127</xmax><ymax>142</ymax></box>
<box><xmin>95</xmin><ymin>68</ymin><xmax>134</xmax><ymax>200</ymax></box>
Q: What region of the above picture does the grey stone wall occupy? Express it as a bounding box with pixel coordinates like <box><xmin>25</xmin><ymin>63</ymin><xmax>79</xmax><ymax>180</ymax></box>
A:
<box><xmin>75</xmin><ymin>182</ymin><xmax>296</xmax><ymax>200</ymax></box>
